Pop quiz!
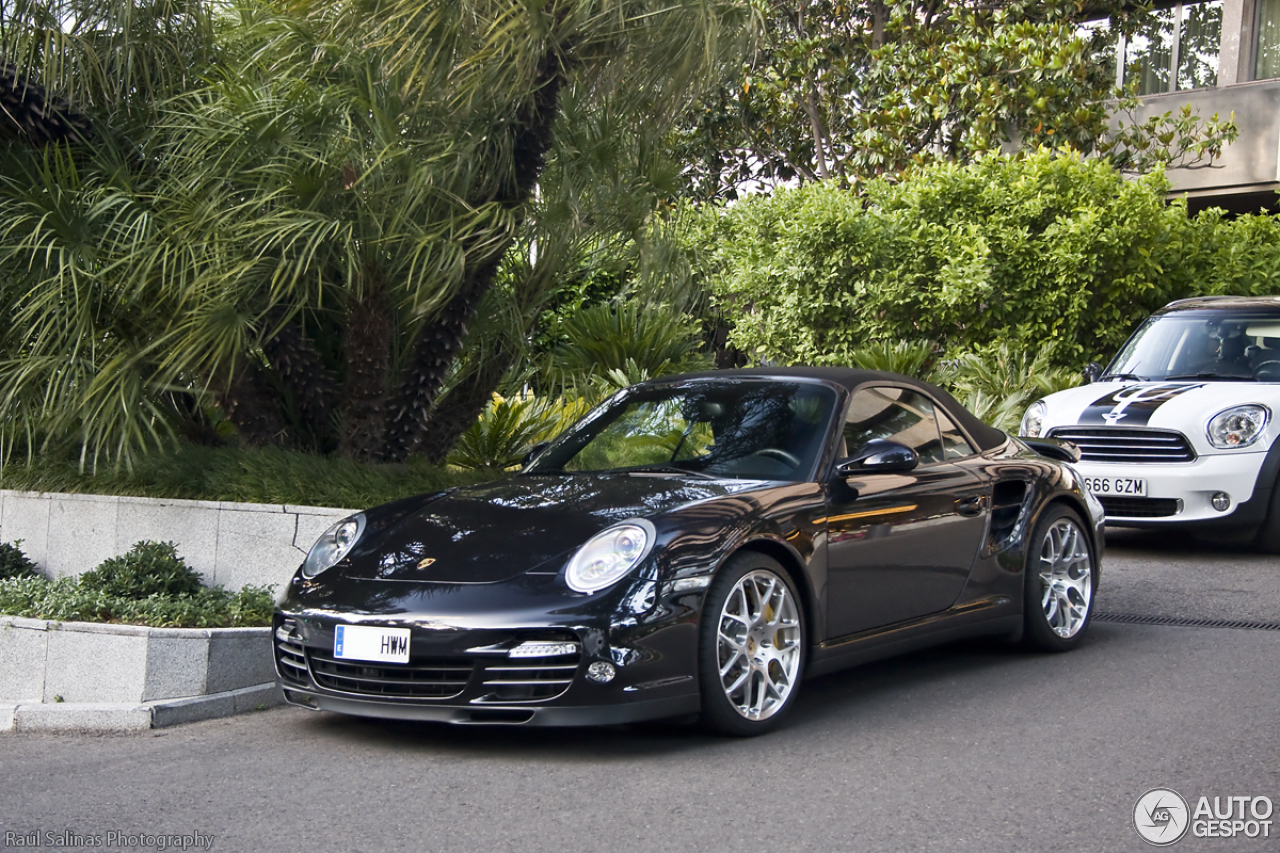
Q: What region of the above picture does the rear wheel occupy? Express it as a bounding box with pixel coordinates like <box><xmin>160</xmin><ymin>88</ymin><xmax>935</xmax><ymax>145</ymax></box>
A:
<box><xmin>1023</xmin><ymin>505</ymin><xmax>1097</xmax><ymax>652</ymax></box>
<box><xmin>698</xmin><ymin>553</ymin><xmax>805</xmax><ymax>736</ymax></box>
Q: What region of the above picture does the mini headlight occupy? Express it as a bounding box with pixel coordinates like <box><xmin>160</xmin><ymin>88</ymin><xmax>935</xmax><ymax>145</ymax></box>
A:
<box><xmin>1206</xmin><ymin>405</ymin><xmax>1270</xmax><ymax>450</ymax></box>
<box><xmin>1020</xmin><ymin>400</ymin><xmax>1047</xmax><ymax>438</ymax></box>
<box><xmin>565</xmin><ymin>519</ymin><xmax>656</xmax><ymax>594</ymax></box>
<box><xmin>301</xmin><ymin>513</ymin><xmax>367</xmax><ymax>578</ymax></box>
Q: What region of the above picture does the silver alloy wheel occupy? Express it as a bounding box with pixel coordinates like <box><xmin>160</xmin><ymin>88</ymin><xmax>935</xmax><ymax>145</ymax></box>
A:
<box><xmin>1037</xmin><ymin>517</ymin><xmax>1094</xmax><ymax>638</ymax></box>
<box><xmin>715</xmin><ymin>569</ymin><xmax>802</xmax><ymax>721</ymax></box>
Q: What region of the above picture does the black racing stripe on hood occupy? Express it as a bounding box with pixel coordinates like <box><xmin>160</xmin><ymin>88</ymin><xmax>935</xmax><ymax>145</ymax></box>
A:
<box><xmin>1078</xmin><ymin>383</ymin><xmax>1204</xmax><ymax>426</ymax></box>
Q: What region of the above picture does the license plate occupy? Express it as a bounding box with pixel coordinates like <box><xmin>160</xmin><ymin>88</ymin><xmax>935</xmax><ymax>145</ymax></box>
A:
<box><xmin>334</xmin><ymin>625</ymin><xmax>410</xmax><ymax>663</ymax></box>
<box><xmin>1084</xmin><ymin>476</ymin><xmax>1147</xmax><ymax>497</ymax></box>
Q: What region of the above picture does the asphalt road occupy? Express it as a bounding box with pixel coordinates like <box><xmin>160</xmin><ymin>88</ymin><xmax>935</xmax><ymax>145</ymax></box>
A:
<box><xmin>2</xmin><ymin>530</ymin><xmax>1278</xmax><ymax>853</ymax></box>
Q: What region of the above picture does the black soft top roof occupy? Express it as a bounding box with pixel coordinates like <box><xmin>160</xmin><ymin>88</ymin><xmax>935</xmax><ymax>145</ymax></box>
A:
<box><xmin>647</xmin><ymin>366</ymin><xmax>1010</xmax><ymax>453</ymax></box>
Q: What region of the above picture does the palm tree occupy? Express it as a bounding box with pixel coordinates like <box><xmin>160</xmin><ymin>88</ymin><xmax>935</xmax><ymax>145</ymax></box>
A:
<box><xmin>0</xmin><ymin>0</ymin><xmax>753</xmax><ymax>467</ymax></box>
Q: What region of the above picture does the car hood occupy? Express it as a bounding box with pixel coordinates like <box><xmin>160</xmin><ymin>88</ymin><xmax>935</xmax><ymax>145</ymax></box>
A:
<box><xmin>1038</xmin><ymin>380</ymin><xmax>1280</xmax><ymax>452</ymax></box>
<box><xmin>342</xmin><ymin>474</ymin><xmax>768</xmax><ymax>584</ymax></box>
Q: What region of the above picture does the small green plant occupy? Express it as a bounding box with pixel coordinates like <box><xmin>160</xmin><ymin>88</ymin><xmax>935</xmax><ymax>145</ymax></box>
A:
<box><xmin>448</xmin><ymin>394</ymin><xmax>589</xmax><ymax>470</ymax></box>
<box><xmin>0</xmin><ymin>575</ymin><xmax>274</xmax><ymax>628</ymax></box>
<box><xmin>0</xmin><ymin>540</ymin><xmax>40</xmax><ymax>580</ymax></box>
<box><xmin>78</xmin><ymin>541</ymin><xmax>203</xmax><ymax>600</ymax></box>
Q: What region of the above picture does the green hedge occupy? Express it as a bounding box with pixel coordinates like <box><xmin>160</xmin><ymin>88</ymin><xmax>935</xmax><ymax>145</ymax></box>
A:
<box><xmin>703</xmin><ymin>152</ymin><xmax>1280</xmax><ymax>369</ymax></box>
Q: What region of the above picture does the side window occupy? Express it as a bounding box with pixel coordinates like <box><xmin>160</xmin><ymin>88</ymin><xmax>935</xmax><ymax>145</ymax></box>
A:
<box><xmin>843</xmin><ymin>387</ymin><xmax>946</xmax><ymax>465</ymax></box>
<box><xmin>935</xmin><ymin>408</ymin><xmax>975</xmax><ymax>460</ymax></box>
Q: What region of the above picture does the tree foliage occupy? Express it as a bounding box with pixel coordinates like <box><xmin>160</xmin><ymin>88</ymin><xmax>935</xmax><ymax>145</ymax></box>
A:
<box><xmin>674</xmin><ymin>0</ymin><xmax>1237</xmax><ymax>200</ymax></box>
<box><xmin>702</xmin><ymin>152</ymin><xmax>1280</xmax><ymax>370</ymax></box>
<box><xmin>0</xmin><ymin>0</ymin><xmax>752</xmax><ymax>468</ymax></box>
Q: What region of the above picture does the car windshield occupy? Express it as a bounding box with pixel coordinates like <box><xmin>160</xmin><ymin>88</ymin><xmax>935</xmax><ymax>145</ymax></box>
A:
<box><xmin>526</xmin><ymin>380</ymin><xmax>838</xmax><ymax>481</ymax></box>
<box><xmin>1106</xmin><ymin>310</ymin><xmax>1280</xmax><ymax>382</ymax></box>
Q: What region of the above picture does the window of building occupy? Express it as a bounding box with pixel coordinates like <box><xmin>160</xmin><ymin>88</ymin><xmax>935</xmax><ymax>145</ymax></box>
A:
<box><xmin>1121</xmin><ymin>1</ymin><xmax>1222</xmax><ymax>94</ymax></box>
<box><xmin>1255</xmin><ymin>0</ymin><xmax>1280</xmax><ymax>79</ymax></box>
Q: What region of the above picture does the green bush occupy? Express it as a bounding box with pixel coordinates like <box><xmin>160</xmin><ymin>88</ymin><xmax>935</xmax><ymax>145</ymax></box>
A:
<box><xmin>0</xmin><ymin>575</ymin><xmax>273</xmax><ymax>628</ymax></box>
<box><xmin>0</xmin><ymin>443</ymin><xmax>493</xmax><ymax>508</ymax></box>
<box><xmin>0</xmin><ymin>540</ymin><xmax>40</xmax><ymax>580</ymax></box>
<box><xmin>702</xmin><ymin>151</ymin><xmax>1280</xmax><ymax>371</ymax></box>
<box><xmin>77</xmin><ymin>541</ymin><xmax>203</xmax><ymax>600</ymax></box>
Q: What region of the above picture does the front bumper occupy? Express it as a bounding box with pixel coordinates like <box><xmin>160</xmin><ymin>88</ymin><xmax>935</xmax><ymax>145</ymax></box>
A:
<box><xmin>1072</xmin><ymin>450</ymin><xmax>1269</xmax><ymax>527</ymax></box>
<box><xmin>272</xmin><ymin>587</ymin><xmax>704</xmax><ymax>726</ymax></box>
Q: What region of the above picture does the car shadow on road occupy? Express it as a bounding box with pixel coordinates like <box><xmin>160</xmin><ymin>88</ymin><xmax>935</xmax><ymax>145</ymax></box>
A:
<box><xmin>284</xmin><ymin>634</ymin><xmax>1056</xmax><ymax>759</ymax></box>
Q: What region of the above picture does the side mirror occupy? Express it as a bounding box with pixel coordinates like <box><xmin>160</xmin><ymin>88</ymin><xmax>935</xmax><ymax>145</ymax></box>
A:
<box><xmin>1082</xmin><ymin>362</ymin><xmax>1103</xmax><ymax>384</ymax></box>
<box><xmin>834</xmin><ymin>439</ymin><xmax>919</xmax><ymax>476</ymax></box>
<box><xmin>521</xmin><ymin>441</ymin><xmax>551</xmax><ymax>469</ymax></box>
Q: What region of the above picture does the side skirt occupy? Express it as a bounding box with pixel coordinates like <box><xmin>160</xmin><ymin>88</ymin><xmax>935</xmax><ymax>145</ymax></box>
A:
<box><xmin>805</xmin><ymin>596</ymin><xmax>1019</xmax><ymax>678</ymax></box>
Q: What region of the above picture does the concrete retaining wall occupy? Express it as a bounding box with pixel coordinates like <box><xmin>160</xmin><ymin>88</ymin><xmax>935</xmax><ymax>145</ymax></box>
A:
<box><xmin>0</xmin><ymin>490</ymin><xmax>353</xmax><ymax>591</ymax></box>
<box><xmin>0</xmin><ymin>616</ymin><xmax>274</xmax><ymax>703</ymax></box>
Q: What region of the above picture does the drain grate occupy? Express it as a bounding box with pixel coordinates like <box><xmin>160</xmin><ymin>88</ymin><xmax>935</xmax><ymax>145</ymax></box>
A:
<box><xmin>1093</xmin><ymin>612</ymin><xmax>1280</xmax><ymax>631</ymax></box>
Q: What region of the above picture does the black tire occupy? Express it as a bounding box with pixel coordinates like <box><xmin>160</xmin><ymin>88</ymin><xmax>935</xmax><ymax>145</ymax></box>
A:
<box><xmin>1253</xmin><ymin>479</ymin><xmax>1280</xmax><ymax>553</ymax></box>
<box><xmin>698</xmin><ymin>552</ymin><xmax>806</xmax><ymax>737</ymax></box>
<box><xmin>1022</xmin><ymin>505</ymin><xmax>1098</xmax><ymax>653</ymax></box>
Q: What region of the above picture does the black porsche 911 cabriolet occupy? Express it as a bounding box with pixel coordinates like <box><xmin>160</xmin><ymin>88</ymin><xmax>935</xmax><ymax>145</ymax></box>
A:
<box><xmin>274</xmin><ymin>367</ymin><xmax>1104</xmax><ymax>735</ymax></box>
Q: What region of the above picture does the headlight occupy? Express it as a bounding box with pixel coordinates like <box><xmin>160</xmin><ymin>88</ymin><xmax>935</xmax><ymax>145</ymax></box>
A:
<box><xmin>302</xmin><ymin>514</ymin><xmax>367</xmax><ymax>578</ymax></box>
<box><xmin>1206</xmin><ymin>405</ymin><xmax>1270</xmax><ymax>449</ymax></box>
<box><xmin>565</xmin><ymin>519</ymin><xmax>656</xmax><ymax>594</ymax></box>
<box><xmin>1020</xmin><ymin>400</ymin><xmax>1047</xmax><ymax>438</ymax></box>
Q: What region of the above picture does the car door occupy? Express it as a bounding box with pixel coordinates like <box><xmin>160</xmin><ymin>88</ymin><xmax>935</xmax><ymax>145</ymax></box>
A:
<box><xmin>823</xmin><ymin>385</ymin><xmax>991</xmax><ymax>638</ymax></box>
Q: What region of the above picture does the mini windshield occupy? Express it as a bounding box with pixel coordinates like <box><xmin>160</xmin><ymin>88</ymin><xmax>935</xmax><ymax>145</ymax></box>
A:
<box><xmin>526</xmin><ymin>380</ymin><xmax>838</xmax><ymax>481</ymax></box>
<box><xmin>1106</xmin><ymin>310</ymin><xmax>1280</xmax><ymax>382</ymax></box>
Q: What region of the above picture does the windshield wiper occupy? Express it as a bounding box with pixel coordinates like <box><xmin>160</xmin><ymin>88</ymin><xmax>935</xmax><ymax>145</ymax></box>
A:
<box><xmin>1101</xmin><ymin>372</ymin><xmax>1145</xmax><ymax>382</ymax></box>
<box><xmin>1163</xmin><ymin>372</ymin><xmax>1254</xmax><ymax>381</ymax></box>
<box><xmin>625</xmin><ymin>464</ymin><xmax>717</xmax><ymax>480</ymax></box>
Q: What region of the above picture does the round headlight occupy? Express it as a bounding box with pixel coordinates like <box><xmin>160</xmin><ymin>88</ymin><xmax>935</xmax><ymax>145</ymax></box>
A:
<box><xmin>565</xmin><ymin>519</ymin><xmax>656</xmax><ymax>594</ymax></box>
<box><xmin>1206</xmin><ymin>405</ymin><xmax>1270</xmax><ymax>450</ymax></box>
<box><xmin>302</xmin><ymin>513</ymin><xmax>367</xmax><ymax>578</ymax></box>
<box><xmin>1020</xmin><ymin>400</ymin><xmax>1047</xmax><ymax>438</ymax></box>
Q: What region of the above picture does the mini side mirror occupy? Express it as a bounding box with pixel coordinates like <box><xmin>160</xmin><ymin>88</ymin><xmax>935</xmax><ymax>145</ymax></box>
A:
<box><xmin>834</xmin><ymin>439</ymin><xmax>919</xmax><ymax>476</ymax></box>
<box><xmin>1082</xmin><ymin>362</ymin><xmax>1103</xmax><ymax>384</ymax></box>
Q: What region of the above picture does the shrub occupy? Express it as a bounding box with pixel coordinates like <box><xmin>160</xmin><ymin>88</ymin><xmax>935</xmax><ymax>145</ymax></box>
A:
<box><xmin>0</xmin><ymin>575</ymin><xmax>273</xmax><ymax>628</ymax></box>
<box><xmin>702</xmin><ymin>151</ymin><xmax>1280</xmax><ymax>371</ymax></box>
<box><xmin>0</xmin><ymin>540</ymin><xmax>40</xmax><ymax>580</ymax></box>
<box><xmin>448</xmin><ymin>394</ymin><xmax>590</xmax><ymax>470</ymax></box>
<box><xmin>78</xmin><ymin>541</ymin><xmax>203</xmax><ymax>600</ymax></box>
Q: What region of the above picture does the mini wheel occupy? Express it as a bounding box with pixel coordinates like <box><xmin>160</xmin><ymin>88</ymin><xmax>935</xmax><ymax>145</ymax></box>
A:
<box><xmin>698</xmin><ymin>553</ymin><xmax>805</xmax><ymax>736</ymax></box>
<box><xmin>1023</xmin><ymin>505</ymin><xmax>1097</xmax><ymax>652</ymax></box>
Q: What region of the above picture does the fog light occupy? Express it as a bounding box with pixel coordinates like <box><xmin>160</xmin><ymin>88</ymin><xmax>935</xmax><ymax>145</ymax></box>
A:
<box><xmin>1211</xmin><ymin>492</ymin><xmax>1231</xmax><ymax>512</ymax></box>
<box><xmin>586</xmin><ymin>661</ymin><xmax>616</xmax><ymax>684</ymax></box>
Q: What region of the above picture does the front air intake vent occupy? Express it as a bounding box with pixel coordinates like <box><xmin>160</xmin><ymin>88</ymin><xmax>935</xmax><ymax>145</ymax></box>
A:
<box><xmin>308</xmin><ymin>651</ymin><xmax>473</xmax><ymax>699</ymax></box>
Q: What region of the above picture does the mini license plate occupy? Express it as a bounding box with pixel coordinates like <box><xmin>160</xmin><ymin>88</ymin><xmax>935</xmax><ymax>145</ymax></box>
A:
<box><xmin>1083</xmin><ymin>476</ymin><xmax>1148</xmax><ymax>497</ymax></box>
<box><xmin>334</xmin><ymin>625</ymin><xmax>410</xmax><ymax>664</ymax></box>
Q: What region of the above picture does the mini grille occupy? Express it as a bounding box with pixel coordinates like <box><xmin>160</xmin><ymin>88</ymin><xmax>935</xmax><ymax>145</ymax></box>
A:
<box><xmin>1046</xmin><ymin>428</ymin><xmax>1195</xmax><ymax>463</ymax></box>
<box><xmin>1098</xmin><ymin>496</ymin><xmax>1181</xmax><ymax>518</ymax></box>
<box><xmin>275</xmin><ymin>637</ymin><xmax>309</xmax><ymax>687</ymax></box>
<box><xmin>476</xmin><ymin>656</ymin><xmax>580</xmax><ymax>703</ymax></box>
<box><xmin>308</xmin><ymin>651</ymin><xmax>473</xmax><ymax>699</ymax></box>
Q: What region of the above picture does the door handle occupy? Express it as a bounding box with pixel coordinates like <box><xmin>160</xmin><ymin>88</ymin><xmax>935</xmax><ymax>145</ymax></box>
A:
<box><xmin>956</xmin><ymin>496</ymin><xmax>986</xmax><ymax>517</ymax></box>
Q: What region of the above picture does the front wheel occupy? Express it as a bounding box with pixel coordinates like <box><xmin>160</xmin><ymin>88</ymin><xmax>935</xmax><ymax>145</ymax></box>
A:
<box><xmin>1023</xmin><ymin>505</ymin><xmax>1097</xmax><ymax>652</ymax></box>
<box><xmin>698</xmin><ymin>553</ymin><xmax>805</xmax><ymax>736</ymax></box>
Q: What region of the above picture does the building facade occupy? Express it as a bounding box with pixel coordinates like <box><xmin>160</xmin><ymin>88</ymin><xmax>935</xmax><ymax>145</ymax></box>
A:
<box><xmin>1120</xmin><ymin>0</ymin><xmax>1280</xmax><ymax>211</ymax></box>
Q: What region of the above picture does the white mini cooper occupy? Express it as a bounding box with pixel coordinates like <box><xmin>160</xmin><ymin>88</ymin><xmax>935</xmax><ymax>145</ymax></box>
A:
<box><xmin>1021</xmin><ymin>296</ymin><xmax>1280</xmax><ymax>550</ymax></box>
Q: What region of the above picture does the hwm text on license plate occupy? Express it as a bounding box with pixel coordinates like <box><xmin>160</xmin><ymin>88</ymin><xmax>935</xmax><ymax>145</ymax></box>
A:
<box><xmin>1084</xmin><ymin>476</ymin><xmax>1147</xmax><ymax>496</ymax></box>
<box><xmin>334</xmin><ymin>625</ymin><xmax>410</xmax><ymax>663</ymax></box>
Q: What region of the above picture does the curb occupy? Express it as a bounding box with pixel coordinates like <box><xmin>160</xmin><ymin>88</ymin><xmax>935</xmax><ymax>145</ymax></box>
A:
<box><xmin>0</xmin><ymin>683</ymin><xmax>282</xmax><ymax>733</ymax></box>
